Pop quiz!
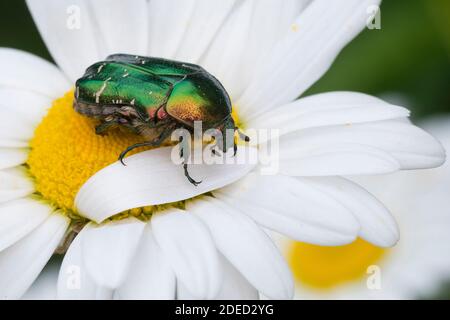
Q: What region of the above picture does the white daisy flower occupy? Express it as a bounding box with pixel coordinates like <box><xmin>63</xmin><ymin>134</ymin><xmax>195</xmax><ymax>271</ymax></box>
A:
<box><xmin>279</xmin><ymin>116</ymin><xmax>450</xmax><ymax>300</ymax></box>
<box><xmin>0</xmin><ymin>0</ymin><xmax>445</xmax><ymax>300</ymax></box>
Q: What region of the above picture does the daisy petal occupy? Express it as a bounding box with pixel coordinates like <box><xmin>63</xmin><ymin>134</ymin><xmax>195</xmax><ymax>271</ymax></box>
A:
<box><xmin>0</xmin><ymin>148</ymin><xmax>29</xmax><ymax>170</ymax></box>
<box><xmin>247</xmin><ymin>92</ymin><xmax>410</xmax><ymax>136</ymax></box>
<box><xmin>0</xmin><ymin>198</ymin><xmax>52</xmax><ymax>252</ymax></box>
<box><xmin>301</xmin><ymin>177</ymin><xmax>399</xmax><ymax>247</ymax></box>
<box><xmin>215</xmin><ymin>173</ymin><xmax>360</xmax><ymax>245</ymax></box>
<box><xmin>174</xmin><ymin>0</ymin><xmax>237</xmax><ymax>63</ymax></box>
<box><xmin>0</xmin><ymin>88</ymin><xmax>52</xmax><ymax>126</ymax></box>
<box><xmin>276</xmin><ymin>120</ymin><xmax>444</xmax><ymax>175</ymax></box>
<box><xmin>81</xmin><ymin>218</ymin><xmax>145</xmax><ymax>290</ymax></box>
<box><xmin>215</xmin><ymin>254</ymin><xmax>259</xmax><ymax>300</ymax></box>
<box><xmin>152</xmin><ymin>209</ymin><xmax>222</xmax><ymax>299</ymax></box>
<box><xmin>176</xmin><ymin>281</ymin><xmax>199</xmax><ymax>300</ymax></box>
<box><xmin>189</xmin><ymin>197</ymin><xmax>293</xmax><ymax>299</ymax></box>
<box><xmin>202</xmin><ymin>0</ymin><xmax>304</xmax><ymax>100</ymax></box>
<box><xmin>0</xmin><ymin>140</ymin><xmax>28</xmax><ymax>149</ymax></box>
<box><xmin>22</xmin><ymin>256</ymin><xmax>60</xmax><ymax>300</ymax></box>
<box><xmin>76</xmin><ymin>146</ymin><xmax>256</xmax><ymax>223</ymax></box>
<box><xmin>0</xmin><ymin>213</ymin><xmax>69</xmax><ymax>299</ymax></box>
<box><xmin>238</xmin><ymin>0</ymin><xmax>381</xmax><ymax>119</ymax></box>
<box><xmin>116</xmin><ymin>224</ymin><xmax>176</xmax><ymax>300</ymax></box>
<box><xmin>274</xmin><ymin>143</ymin><xmax>401</xmax><ymax>176</ymax></box>
<box><xmin>147</xmin><ymin>0</ymin><xmax>197</xmax><ymax>59</ymax></box>
<box><xmin>57</xmin><ymin>224</ymin><xmax>105</xmax><ymax>299</ymax></box>
<box><xmin>26</xmin><ymin>0</ymin><xmax>104</xmax><ymax>82</ymax></box>
<box><xmin>88</xmin><ymin>0</ymin><xmax>148</xmax><ymax>56</ymax></box>
<box><xmin>0</xmin><ymin>168</ymin><xmax>35</xmax><ymax>204</ymax></box>
<box><xmin>0</xmin><ymin>48</ymin><xmax>70</xmax><ymax>98</ymax></box>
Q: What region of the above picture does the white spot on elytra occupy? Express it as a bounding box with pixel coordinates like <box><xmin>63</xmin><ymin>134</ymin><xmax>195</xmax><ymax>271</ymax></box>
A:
<box><xmin>95</xmin><ymin>78</ymin><xmax>110</xmax><ymax>103</ymax></box>
<box><xmin>97</xmin><ymin>64</ymin><xmax>105</xmax><ymax>73</ymax></box>
<box><xmin>130</xmin><ymin>99</ymin><xmax>135</xmax><ymax>105</ymax></box>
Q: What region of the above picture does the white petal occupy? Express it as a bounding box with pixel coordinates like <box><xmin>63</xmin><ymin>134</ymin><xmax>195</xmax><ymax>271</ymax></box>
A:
<box><xmin>22</xmin><ymin>256</ymin><xmax>61</xmax><ymax>300</ymax></box>
<box><xmin>116</xmin><ymin>224</ymin><xmax>176</xmax><ymax>300</ymax></box>
<box><xmin>174</xmin><ymin>0</ymin><xmax>237</xmax><ymax>63</ymax></box>
<box><xmin>0</xmin><ymin>213</ymin><xmax>69</xmax><ymax>299</ymax></box>
<box><xmin>87</xmin><ymin>0</ymin><xmax>149</xmax><ymax>56</ymax></box>
<box><xmin>0</xmin><ymin>168</ymin><xmax>35</xmax><ymax>204</ymax></box>
<box><xmin>147</xmin><ymin>0</ymin><xmax>197</xmax><ymax>59</ymax></box>
<box><xmin>0</xmin><ymin>88</ymin><xmax>52</xmax><ymax>126</ymax></box>
<box><xmin>152</xmin><ymin>209</ymin><xmax>222</xmax><ymax>299</ymax></box>
<box><xmin>0</xmin><ymin>139</ymin><xmax>28</xmax><ymax>149</ymax></box>
<box><xmin>0</xmin><ymin>148</ymin><xmax>28</xmax><ymax>170</ymax></box>
<box><xmin>275</xmin><ymin>120</ymin><xmax>444</xmax><ymax>175</ymax></box>
<box><xmin>300</xmin><ymin>177</ymin><xmax>399</xmax><ymax>247</ymax></box>
<box><xmin>176</xmin><ymin>281</ymin><xmax>199</xmax><ymax>300</ymax></box>
<box><xmin>26</xmin><ymin>0</ymin><xmax>104</xmax><ymax>82</ymax></box>
<box><xmin>215</xmin><ymin>254</ymin><xmax>259</xmax><ymax>300</ymax></box>
<box><xmin>188</xmin><ymin>197</ymin><xmax>293</xmax><ymax>299</ymax></box>
<box><xmin>76</xmin><ymin>146</ymin><xmax>256</xmax><ymax>223</ymax></box>
<box><xmin>274</xmin><ymin>142</ymin><xmax>401</xmax><ymax>176</ymax></box>
<box><xmin>248</xmin><ymin>92</ymin><xmax>410</xmax><ymax>136</ymax></box>
<box><xmin>0</xmin><ymin>48</ymin><xmax>70</xmax><ymax>98</ymax></box>
<box><xmin>0</xmin><ymin>198</ymin><xmax>52</xmax><ymax>252</ymax></box>
<box><xmin>238</xmin><ymin>0</ymin><xmax>381</xmax><ymax>119</ymax></box>
<box><xmin>81</xmin><ymin>218</ymin><xmax>146</xmax><ymax>290</ymax></box>
<box><xmin>201</xmin><ymin>0</ymin><xmax>304</xmax><ymax>100</ymax></box>
<box><xmin>57</xmin><ymin>224</ymin><xmax>107</xmax><ymax>299</ymax></box>
<box><xmin>215</xmin><ymin>173</ymin><xmax>360</xmax><ymax>245</ymax></box>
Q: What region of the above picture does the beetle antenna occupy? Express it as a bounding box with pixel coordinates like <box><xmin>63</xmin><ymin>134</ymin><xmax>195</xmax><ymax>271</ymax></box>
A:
<box><xmin>235</xmin><ymin>127</ymin><xmax>250</xmax><ymax>142</ymax></box>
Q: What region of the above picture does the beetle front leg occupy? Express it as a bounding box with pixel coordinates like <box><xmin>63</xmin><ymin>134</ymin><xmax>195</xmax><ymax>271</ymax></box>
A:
<box><xmin>119</xmin><ymin>125</ymin><xmax>174</xmax><ymax>165</ymax></box>
<box><xmin>178</xmin><ymin>136</ymin><xmax>202</xmax><ymax>186</ymax></box>
<box><xmin>183</xmin><ymin>164</ymin><xmax>201</xmax><ymax>186</ymax></box>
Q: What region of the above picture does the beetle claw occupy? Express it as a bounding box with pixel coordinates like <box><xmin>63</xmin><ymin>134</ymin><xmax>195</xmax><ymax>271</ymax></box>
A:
<box><xmin>184</xmin><ymin>163</ymin><xmax>201</xmax><ymax>186</ymax></box>
<box><xmin>118</xmin><ymin>154</ymin><xmax>128</xmax><ymax>166</ymax></box>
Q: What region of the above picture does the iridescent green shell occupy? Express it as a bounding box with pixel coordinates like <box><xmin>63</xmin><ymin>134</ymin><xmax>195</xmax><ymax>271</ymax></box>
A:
<box><xmin>75</xmin><ymin>54</ymin><xmax>232</xmax><ymax>128</ymax></box>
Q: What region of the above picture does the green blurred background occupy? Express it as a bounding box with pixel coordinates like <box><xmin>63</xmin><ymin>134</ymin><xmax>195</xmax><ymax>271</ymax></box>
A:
<box><xmin>0</xmin><ymin>0</ymin><xmax>449</xmax><ymax>299</ymax></box>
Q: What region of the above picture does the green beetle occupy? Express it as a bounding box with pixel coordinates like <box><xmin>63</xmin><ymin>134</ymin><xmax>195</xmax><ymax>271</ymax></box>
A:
<box><xmin>74</xmin><ymin>54</ymin><xmax>248</xmax><ymax>186</ymax></box>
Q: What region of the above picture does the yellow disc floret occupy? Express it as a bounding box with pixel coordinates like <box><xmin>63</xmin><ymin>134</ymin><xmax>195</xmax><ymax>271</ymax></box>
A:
<box><xmin>27</xmin><ymin>91</ymin><xmax>149</xmax><ymax>213</ymax></box>
<box><xmin>288</xmin><ymin>238</ymin><xmax>388</xmax><ymax>290</ymax></box>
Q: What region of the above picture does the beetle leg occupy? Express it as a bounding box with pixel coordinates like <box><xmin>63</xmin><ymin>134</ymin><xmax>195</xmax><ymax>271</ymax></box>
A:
<box><xmin>95</xmin><ymin>120</ymin><xmax>117</xmax><ymax>135</ymax></box>
<box><xmin>183</xmin><ymin>163</ymin><xmax>201</xmax><ymax>186</ymax></box>
<box><xmin>178</xmin><ymin>136</ymin><xmax>202</xmax><ymax>186</ymax></box>
<box><xmin>119</xmin><ymin>125</ymin><xmax>174</xmax><ymax>165</ymax></box>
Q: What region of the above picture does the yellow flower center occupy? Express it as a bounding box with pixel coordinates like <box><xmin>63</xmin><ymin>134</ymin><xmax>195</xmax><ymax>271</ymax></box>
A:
<box><xmin>27</xmin><ymin>91</ymin><xmax>151</xmax><ymax>215</ymax></box>
<box><xmin>231</xmin><ymin>106</ymin><xmax>244</xmax><ymax>129</ymax></box>
<box><xmin>288</xmin><ymin>238</ymin><xmax>388</xmax><ymax>290</ymax></box>
<box><xmin>26</xmin><ymin>92</ymin><xmax>244</xmax><ymax>222</ymax></box>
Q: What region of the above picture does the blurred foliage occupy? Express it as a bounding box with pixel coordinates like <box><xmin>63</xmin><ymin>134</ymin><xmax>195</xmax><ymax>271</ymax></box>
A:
<box><xmin>0</xmin><ymin>0</ymin><xmax>449</xmax><ymax>300</ymax></box>
<box><xmin>307</xmin><ymin>0</ymin><xmax>450</xmax><ymax>119</ymax></box>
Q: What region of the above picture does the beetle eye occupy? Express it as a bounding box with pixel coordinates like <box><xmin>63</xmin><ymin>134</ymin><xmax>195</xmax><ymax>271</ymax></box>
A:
<box><xmin>119</xmin><ymin>118</ymin><xmax>128</xmax><ymax>124</ymax></box>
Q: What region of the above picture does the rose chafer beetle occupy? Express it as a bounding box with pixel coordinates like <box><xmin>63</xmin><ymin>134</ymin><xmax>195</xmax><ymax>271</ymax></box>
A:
<box><xmin>74</xmin><ymin>54</ymin><xmax>249</xmax><ymax>186</ymax></box>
